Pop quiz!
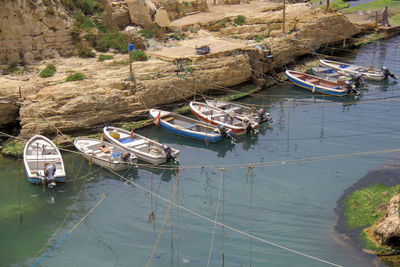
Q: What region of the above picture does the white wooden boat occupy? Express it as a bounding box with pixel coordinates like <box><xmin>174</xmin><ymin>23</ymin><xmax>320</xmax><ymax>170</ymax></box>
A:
<box><xmin>23</xmin><ymin>135</ymin><xmax>66</xmax><ymax>188</ymax></box>
<box><xmin>320</xmin><ymin>59</ymin><xmax>397</xmax><ymax>81</ymax></box>
<box><xmin>205</xmin><ymin>99</ymin><xmax>272</xmax><ymax>123</ymax></box>
<box><xmin>149</xmin><ymin>109</ymin><xmax>225</xmax><ymax>143</ymax></box>
<box><xmin>74</xmin><ymin>137</ymin><xmax>138</xmax><ymax>171</ymax></box>
<box><xmin>189</xmin><ymin>101</ymin><xmax>259</xmax><ymax>135</ymax></box>
<box><xmin>286</xmin><ymin>70</ymin><xmax>359</xmax><ymax>97</ymax></box>
<box><xmin>103</xmin><ymin>126</ymin><xmax>179</xmax><ymax>165</ymax></box>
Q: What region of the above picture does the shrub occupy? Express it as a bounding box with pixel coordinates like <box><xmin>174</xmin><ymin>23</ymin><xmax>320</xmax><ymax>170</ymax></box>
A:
<box><xmin>95</xmin><ymin>31</ymin><xmax>129</xmax><ymax>53</ymax></box>
<box><xmin>139</xmin><ymin>24</ymin><xmax>164</xmax><ymax>39</ymax></box>
<box><xmin>39</xmin><ymin>64</ymin><xmax>57</xmax><ymax>78</ymax></box>
<box><xmin>66</xmin><ymin>72</ymin><xmax>86</xmax><ymax>82</ymax></box>
<box><xmin>77</xmin><ymin>45</ymin><xmax>96</xmax><ymax>58</ymax></box>
<box><xmin>233</xmin><ymin>15</ymin><xmax>246</xmax><ymax>26</ymax></box>
<box><xmin>230</xmin><ymin>35</ymin><xmax>240</xmax><ymax>39</ymax></box>
<box><xmin>254</xmin><ymin>35</ymin><xmax>266</xmax><ymax>42</ymax></box>
<box><xmin>7</xmin><ymin>63</ymin><xmax>19</xmax><ymax>73</ymax></box>
<box><xmin>168</xmin><ymin>33</ymin><xmax>185</xmax><ymax>40</ymax></box>
<box><xmin>218</xmin><ymin>17</ymin><xmax>231</xmax><ymax>28</ymax></box>
<box><xmin>80</xmin><ymin>0</ymin><xmax>100</xmax><ymax>15</ymax></box>
<box><xmin>131</xmin><ymin>51</ymin><xmax>148</xmax><ymax>61</ymax></box>
<box><xmin>98</xmin><ymin>54</ymin><xmax>113</xmax><ymax>62</ymax></box>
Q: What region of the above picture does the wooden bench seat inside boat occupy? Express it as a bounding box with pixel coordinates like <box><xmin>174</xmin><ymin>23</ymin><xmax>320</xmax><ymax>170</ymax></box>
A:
<box><xmin>163</xmin><ymin>117</ymin><xmax>174</xmax><ymax>122</ymax></box>
<box><xmin>26</xmin><ymin>155</ymin><xmax>60</xmax><ymax>160</ymax></box>
<box><xmin>127</xmin><ymin>139</ymin><xmax>148</xmax><ymax>148</ymax></box>
<box><xmin>306</xmin><ymin>78</ymin><xmax>320</xmax><ymax>84</ymax></box>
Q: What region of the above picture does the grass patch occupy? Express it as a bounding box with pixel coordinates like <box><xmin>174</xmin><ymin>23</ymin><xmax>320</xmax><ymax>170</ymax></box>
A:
<box><xmin>168</xmin><ymin>32</ymin><xmax>185</xmax><ymax>40</ymax></box>
<box><xmin>344</xmin><ymin>183</ymin><xmax>400</xmax><ymax>229</ymax></box>
<box><xmin>230</xmin><ymin>35</ymin><xmax>240</xmax><ymax>39</ymax></box>
<box><xmin>97</xmin><ymin>54</ymin><xmax>113</xmax><ymax>62</ymax></box>
<box><xmin>254</xmin><ymin>35</ymin><xmax>266</xmax><ymax>42</ymax></box>
<box><xmin>77</xmin><ymin>45</ymin><xmax>96</xmax><ymax>58</ymax></box>
<box><xmin>139</xmin><ymin>24</ymin><xmax>164</xmax><ymax>40</ymax></box>
<box><xmin>331</xmin><ymin>0</ymin><xmax>349</xmax><ymax>10</ymax></box>
<box><xmin>107</xmin><ymin>60</ymin><xmax>129</xmax><ymax>67</ymax></box>
<box><xmin>354</xmin><ymin>33</ymin><xmax>384</xmax><ymax>46</ymax></box>
<box><xmin>218</xmin><ymin>17</ymin><xmax>231</xmax><ymax>28</ymax></box>
<box><xmin>131</xmin><ymin>51</ymin><xmax>149</xmax><ymax>61</ymax></box>
<box><xmin>1</xmin><ymin>140</ymin><xmax>25</xmax><ymax>157</ymax></box>
<box><xmin>344</xmin><ymin>0</ymin><xmax>400</xmax><ymax>12</ymax></box>
<box><xmin>233</xmin><ymin>15</ymin><xmax>246</xmax><ymax>26</ymax></box>
<box><xmin>39</xmin><ymin>64</ymin><xmax>57</xmax><ymax>78</ymax></box>
<box><xmin>66</xmin><ymin>72</ymin><xmax>86</xmax><ymax>82</ymax></box>
<box><xmin>95</xmin><ymin>31</ymin><xmax>129</xmax><ymax>53</ymax></box>
<box><xmin>6</xmin><ymin>63</ymin><xmax>20</xmax><ymax>74</ymax></box>
<box><xmin>390</xmin><ymin>11</ymin><xmax>400</xmax><ymax>25</ymax></box>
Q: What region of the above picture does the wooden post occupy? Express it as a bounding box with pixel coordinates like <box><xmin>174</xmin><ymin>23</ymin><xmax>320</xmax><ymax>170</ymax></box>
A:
<box><xmin>327</xmin><ymin>0</ymin><xmax>330</xmax><ymax>10</ymax></box>
<box><xmin>282</xmin><ymin>0</ymin><xmax>286</xmax><ymax>33</ymax></box>
<box><xmin>18</xmin><ymin>86</ymin><xmax>22</xmax><ymax>99</ymax></box>
<box><xmin>375</xmin><ymin>11</ymin><xmax>379</xmax><ymax>29</ymax></box>
<box><xmin>128</xmin><ymin>43</ymin><xmax>136</xmax><ymax>85</ymax></box>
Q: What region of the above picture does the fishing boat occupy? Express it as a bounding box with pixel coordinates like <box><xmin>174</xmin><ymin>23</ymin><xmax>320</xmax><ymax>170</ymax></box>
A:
<box><xmin>23</xmin><ymin>135</ymin><xmax>66</xmax><ymax>188</ymax></box>
<box><xmin>205</xmin><ymin>99</ymin><xmax>272</xmax><ymax>123</ymax></box>
<box><xmin>149</xmin><ymin>109</ymin><xmax>225</xmax><ymax>143</ymax></box>
<box><xmin>319</xmin><ymin>59</ymin><xmax>397</xmax><ymax>81</ymax></box>
<box><xmin>103</xmin><ymin>126</ymin><xmax>179</xmax><ymax>165</ymax></box>
<box><xmin>74</xmin><ymin>138</ymin><xmax>138</xmax><ymax>171</ymax></box>
<box><xmin>189</xmin><ymin>101</ymin><xmax>259</xmax><ymax>135</ymax></box>
<box><xmin>310</xmin><ymin>66</ymin><xmax>348</xmax><ymax>82</ymax></box>
<box><xmin>285</xmin><ymin>70</ymin><xmax>359</xmax><ymax>96</ymax></box>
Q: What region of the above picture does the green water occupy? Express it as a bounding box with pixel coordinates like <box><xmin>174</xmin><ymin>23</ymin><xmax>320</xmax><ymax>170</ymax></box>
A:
<box><xmin>2</xmin><ymin>36</ymin><xmax>400</xmax><ymax>266</ymax></box>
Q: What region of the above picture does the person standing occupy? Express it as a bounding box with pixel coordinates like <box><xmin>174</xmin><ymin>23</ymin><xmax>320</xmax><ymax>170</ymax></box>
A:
<box><xmin>381</xmin><ymin>6</ymin><xmax>391</xmax><ymax>27</ymax></box>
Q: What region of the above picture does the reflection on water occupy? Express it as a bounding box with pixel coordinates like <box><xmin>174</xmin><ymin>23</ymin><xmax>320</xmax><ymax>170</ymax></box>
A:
<box><xmin>1</xmin><ymin>36</ymin><xmax>400</xmax><ymax>266</ymax></box>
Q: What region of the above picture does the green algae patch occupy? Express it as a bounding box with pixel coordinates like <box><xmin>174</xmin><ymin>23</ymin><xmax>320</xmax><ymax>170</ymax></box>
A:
<box><xmin>344</xmin><ymin>183</ymin><xmax>400</xmax><ymax>229</ymax></box>
<box><xmin>354</xmin><ymin>33</ymin><xmax>386</xmax><ymax>46</ymax></box>
<box><xmin>1</xmin><ymin>139</ymin><xmax>25</xmax><ymax>157</ymax></box>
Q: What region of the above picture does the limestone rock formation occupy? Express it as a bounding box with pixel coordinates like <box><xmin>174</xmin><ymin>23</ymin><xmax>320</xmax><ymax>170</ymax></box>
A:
<box><xmin>373</xmin><ymin>194</ymin><xmax>400</xmax><ymax>247</ymax></box>
<box><xmin>0</xmin><ymin>0</ymin><xmax>75</xmax><ymax>64</ymax></box>
<box><xmin>126</xmin><ymin>0</ymin><xmax>155</xmax><ymax>27</ymax></box>
<box><xmin>0</xmin><ymin>98</ymin><xmax>19</xmax><ymax>126</ymax></box>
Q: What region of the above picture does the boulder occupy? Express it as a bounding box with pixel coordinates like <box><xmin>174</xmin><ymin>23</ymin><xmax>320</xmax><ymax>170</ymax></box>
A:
<box><xmin>373</xmin><ymin>194</ymin><xmax>400</xmax><ymax>247</ymax></box>
<box><xmin>154</xmin><ymin>9</ymin><xmax>171</xmax><ymax>27</ymax></box>
<box><xmin>126</xmin><ymin>0</ymin><xmax>155</xmax><ymax>27</ymax></box>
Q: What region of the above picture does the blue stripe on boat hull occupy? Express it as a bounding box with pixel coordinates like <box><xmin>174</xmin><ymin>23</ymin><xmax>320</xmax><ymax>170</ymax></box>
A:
<box><xmin>27</xmin><ymin>176</ymin><xmax>66</xmax><ymax>184</ymax></box>
<box><xmin>160</xmin><ymin>121</ymin><xmax>222</xmax><ymax>143</ymax></box>
<box><xmin>287</xmin><ymin>75</ymin><xmax>347</xmax><ymax>96</ymax></box>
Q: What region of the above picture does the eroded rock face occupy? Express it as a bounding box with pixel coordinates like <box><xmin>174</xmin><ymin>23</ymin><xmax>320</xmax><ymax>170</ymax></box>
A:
<box><xmin>0</xmin><ymin>0</ymin><xmax>75</xmax><ymax>64</ymax></box>
<box><xmin>373</xmin><ymin>194</ymin><xmax>400</xmax><ymax>247</ymax></box>
<box><xmin>0</xmin><ymin>99</ymin><xmax>19</xmax><ymax>126</ymax></box>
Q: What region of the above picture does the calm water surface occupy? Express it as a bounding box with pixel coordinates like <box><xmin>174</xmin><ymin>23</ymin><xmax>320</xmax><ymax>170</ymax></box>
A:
<box><xmin>1</xmin><ymin>36</ymin><xmax>400</xmax><ymax>267</ymax></box>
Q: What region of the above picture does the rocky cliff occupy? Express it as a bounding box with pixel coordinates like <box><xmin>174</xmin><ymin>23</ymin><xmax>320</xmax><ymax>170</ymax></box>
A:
<box><xmin>0</xmin><ymin>0</ymin><xmax>74</xmax><ymax>64</ymax></box>
<box><xmin>373</xmin><ymin>194</ymin><xmax>400</xmax><ymax>247</ymax></box>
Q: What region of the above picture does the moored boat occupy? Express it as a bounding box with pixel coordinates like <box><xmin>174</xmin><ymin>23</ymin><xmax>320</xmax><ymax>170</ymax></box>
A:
<box><xmin>205</xmin><ymin>99</ymin><xmax>272</xmax><ymax>123</ymax></box>
<box><xmin>103</xmin><ymin>126</ymin><xmax>179</xmax><ymax>165</ymax></box>
<box><xmin>319</xmin><ymin>59</ymin><xmax>397</xmax><ymax>81</ymax></box>
<box><xmin>285</xmin><ymin>70</ymin><xmax>359</xmax><ymax>97</ymax></box>
<box><xmin>189</xmin><ymin>101</ymin><xmax>259</xmax><ymax>135</ymax></box>
<box><xmin>149</xmin><ymin>109</ymin><xmax>225</xmax><ymax>143</ymax></box>
<box><xmin>74</xmin><ymin>137</ymin><xmax>138</xmax><ymax>171</ymax></box>
<box><xmin>23</xmin><ymin>135</ymin><xmax>66</xmax><ymax>188</ymax></box>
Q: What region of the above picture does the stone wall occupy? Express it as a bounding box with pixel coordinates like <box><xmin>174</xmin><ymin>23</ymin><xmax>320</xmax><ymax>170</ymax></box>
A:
<box><xmin>0</xmin><ymin>0</ymin><xmax>75</xmax><ymax>64</ymax></box>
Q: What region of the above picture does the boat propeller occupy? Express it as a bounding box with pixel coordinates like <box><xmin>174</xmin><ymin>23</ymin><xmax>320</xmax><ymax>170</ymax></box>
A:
<box><xmin>344</xmin><ymin>80</ymin><xmax>360</xmax><ymax>95</ymax></box>
<box><xmin>350</xmin><ymin>74</ymin><xmax>368</xmax><ymax>89</ymax></box>
<box><xmin>257</xmin><ymin>108</ymin><xmax>273</xmax><ymax>123</ymax></box>
<box><xmin>162</xmin><ymin>144</ymin><xmax>179</xmax><ymax>163</ymax></box>
<box><xmin>382</xmin><ymin>67</ymin><xmax>398</xmax><ymax>80</ymax></box>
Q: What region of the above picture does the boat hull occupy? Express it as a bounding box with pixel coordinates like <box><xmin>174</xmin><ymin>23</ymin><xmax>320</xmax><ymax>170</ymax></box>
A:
<box><xmin>320</xmin><ymin>60</ymin><xmax>385</xmax><ymax>81</ymax></box>
<box><xmin>286</xmin><ymin>70</ymin><xmax>348</xmax><ymax>97</ymax></box>
<box><xmin>190</xmin><ymin>109</ymin><xmax>246</xmax><ymax>135</ymax></box>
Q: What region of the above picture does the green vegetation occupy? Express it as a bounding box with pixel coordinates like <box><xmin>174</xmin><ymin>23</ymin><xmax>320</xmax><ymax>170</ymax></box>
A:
<box><xmin>66</xmin><ymin>72</ymin><xmax>86</xmax><ymax>82</ymax></box>
<box><xmin>97</xmin><ymin>54</ymin><xmax>113</xmax><ymax>62</ymax></box>
<box><xmin>344</xmin><ymin>0</ymin><xmax>400</xmax><ymax>12</ymax></box>
<box><xmin>390</xmin><ymin>12</ymin><xmax>400</xmax><ymax>25</ymax></box>
<box><xmin>61</xmin><ymin>0</ymin><xmax>100</xmax><ymax>15</ymax></box>
<box><xmin>218</xmin><ymin>17</ymin><xmax>231</xmax><ymax>28</ymax></box>
<box><xmin>331</xmin><ymin>0</ymin><xmax>349</xmax><ymax>10</ymax></box>
<box><xmin>168</xmin><ymin>32</ymin><xmax>186</xmax><ymax>40</ymax></box>
<box><xmin>95</xmin><ymin>31</ymin><xmax>129</xmax><ymax>53</ymax></box>
<box><xmin>6</xmin><ymin>63</ymin><xmax>20</xmax><ymax>74</ymax></box>
<box><xmin>254</xmin><ymin>35</ymin><xmax>266</xmax><ymax>42</ymax></box>
<box><xmin>344</xmin><ymin>184</ymin><xmax>400</xmax><ymax>229</ymax></box>
<box><xmin>107</xmin><ymin>60</ymin><xmax>129</xmax><ymax>67</ymax></box>
<box><xmin>77</xmin><ymin>45</ymin><xmax>96</xmax><ymax>58</ymax></box>
<box><xmin>138</xmin><ymin>24</ymin><xmax>164</xmax><ymax>39</ymax></box>
<box><xmin>230</xmin><ymin>35</ymin><xmax>240</xmax><ymax>39</ymax></box>
<box><xmin>233</xmin><ymin>15</ymin><xmax>246</xmax><ymax>26</ymax></box>
<box><xmin>354</xmin><ymin>33</ymin><xmax>385</xmax><ymax>46</ymax></box>
<box><xmin>39</xmin><ymin>64</ymin><xmax>57</xmax><ymax>78</ymax></box>
<box><xmin>131</xmin><ymin>51</ymin><xmax>149</xmax><ymax>61</ymax></box>
<box><xmin>1</xmin><ymin>140</ymin><xmax>24</xmax><ymax>157</ymax></box>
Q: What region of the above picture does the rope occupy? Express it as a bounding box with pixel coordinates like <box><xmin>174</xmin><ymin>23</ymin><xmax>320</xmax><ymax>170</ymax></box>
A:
<box><xmin>146</xmin><ymin>174</ymin><xmax>180</xmax><ymax>267</ymax></box>
<box><xmin>206</xmin><ymin>168</ymin><xmax>225</xmax><ymax>267</ymax></box>
<box><xmin>106</xmin><ymin>168</ymin><xmax>343</xmax><ymax>267</ymax></box>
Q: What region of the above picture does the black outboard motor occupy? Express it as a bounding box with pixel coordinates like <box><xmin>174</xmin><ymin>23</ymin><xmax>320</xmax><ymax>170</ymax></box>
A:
<box><xmin>121</xmin><ymin>152</ymin><xmax>132</xmax><ymax>163</ymax></box>
<box><xmin>217</xmin><ymin>124</ymin><xmax>235</xmax><ymax>143</ymax></box>
<box><xmin>44</xmin><ymin>163</ymin><xmax>57</xmax><ymax>189</ymax></box>
<box><xmin>344</xmin><ymin>80</ymin><xmax>360</xmax><ymax>95</ymax></box>
<box><xmin>350</xmin><ymin>74</ymin><xmax>367</xmax><ymax>89</ymax></box>
<box><xmin>162</xmin><ymin>144</ymin><xmax>178</xmax><ymax>163</ymax></box>
<box><xmin>382</xmin><ymin>66</ymin><xmax>397</xmax><ymax>80</ymax></box>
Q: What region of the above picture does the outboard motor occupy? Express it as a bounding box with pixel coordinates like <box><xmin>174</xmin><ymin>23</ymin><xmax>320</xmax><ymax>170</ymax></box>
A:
<box><xmin>350</xmin><ymin>74</ymin><xmax>367</xmax><ymax>89</ymax></box>
<box><xmin>344</xmin><ymin>80</ymin><xmax>360</xmax><ymax>95</ymax></box>
<box><xmin>44</xmin><ymin>163</ymin><xmax>57</xmax><ymax>189</ymax></box>
<box><xmin>257</xmin><ymin>108</ymin><xmax>273</xmax><ymax>123</ymax></box>
<box><xmin>382</xmin><ymin>66</ymin><xmax>397</xmax><ymax>80</ymax></box>
<box><xmin>121</xmin><ymin>152</ymin><xmax>133</xmax><ymax>163</ymax></box>
<box><xmin>217</xmin><ymin>124</ymin><xmax>235</xmax><ymax>143</ymax></box>
<box><xmin>162</xmin><ymin>144</ymin><xmax>178</xmax><ymax>163</ymax></box>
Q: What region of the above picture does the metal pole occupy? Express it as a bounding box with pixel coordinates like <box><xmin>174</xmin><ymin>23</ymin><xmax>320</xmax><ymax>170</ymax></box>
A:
<box><xmin>128</xmin><ymin>43</ymin><xmax>136</xmax><ymax>85</ymax></box>
<box><xmin>282</xmin><ymin>0</ymin><xmax>286</xmax><ymax>33</ymax></box>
